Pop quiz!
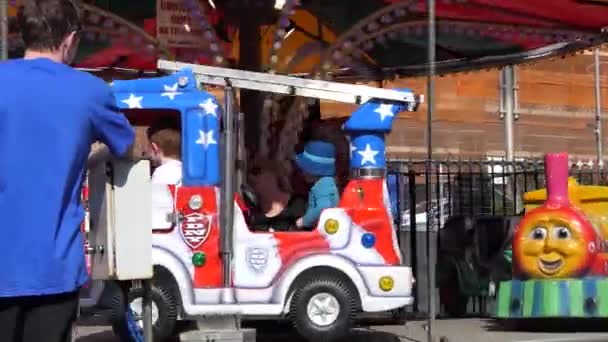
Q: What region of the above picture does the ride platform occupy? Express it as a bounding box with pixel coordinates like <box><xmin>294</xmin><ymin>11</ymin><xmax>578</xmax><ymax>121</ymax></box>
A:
<box><xmin>496</xmin><ymin>278</ymin><xmax>608</xmax><ymax>319</ymax></box>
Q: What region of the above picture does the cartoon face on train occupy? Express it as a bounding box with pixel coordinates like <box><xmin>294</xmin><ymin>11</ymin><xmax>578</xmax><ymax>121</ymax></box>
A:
<box><xmin>513</xmin><ymin>206</ymin><xmax>597</xmax><ymax>279</ymax></box>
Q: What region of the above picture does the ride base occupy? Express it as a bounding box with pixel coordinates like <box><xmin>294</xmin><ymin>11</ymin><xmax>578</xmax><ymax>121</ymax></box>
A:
<box><xmin>179</xmin><ymin>316</ymin><xmax>256</xmax><ymax>342</ymax></box>
<box><xmin>495</xmin><ymin>277</ymin><xmax>608</xmax><ymax>318</ymax></box>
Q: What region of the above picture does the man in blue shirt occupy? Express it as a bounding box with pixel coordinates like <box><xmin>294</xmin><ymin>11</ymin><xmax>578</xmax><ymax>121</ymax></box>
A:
<box><xmin>0</xmin><ymin>1</ymin><xmax>134</xmax><ymax>341</ymax></box>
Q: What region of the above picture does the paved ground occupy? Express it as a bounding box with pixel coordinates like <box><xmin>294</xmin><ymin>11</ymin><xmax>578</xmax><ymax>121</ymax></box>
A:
<box><xmin>74</xmin><ymin>315</ymin><xmax>608</xmax><ymax>342</ymax></box>
<box><xmin>379</xmin><ymin>319</ymin><xmax>608</xmax><ymax>342</ymax></box>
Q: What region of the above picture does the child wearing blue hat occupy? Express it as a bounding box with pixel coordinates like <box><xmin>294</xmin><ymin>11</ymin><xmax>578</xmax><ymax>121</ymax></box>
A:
<box><xmin>295</xmin><ymin>140</ymin><xmax>340</xmax><ymax>228</ymax></box>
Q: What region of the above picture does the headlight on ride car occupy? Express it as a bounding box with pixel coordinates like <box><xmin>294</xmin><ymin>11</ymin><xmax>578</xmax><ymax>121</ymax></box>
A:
<box><xmin>379</xmin><ymin>276</ymin><xmax>394</xmax><ymax>292</ymax></box>
<box><xmin>324</xmin><ymin>219</ymin><xmax>339</xmax><ymax>234</ymax></box>
<box><xmin>189</xmin><ymin>195</ymin><xmax>203</xmax><ymax>210</ymax></box>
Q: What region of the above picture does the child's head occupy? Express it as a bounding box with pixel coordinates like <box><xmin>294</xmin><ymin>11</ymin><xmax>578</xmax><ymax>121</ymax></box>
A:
<box><xmin>295</xmin><ymin>140</ymin><xmax>336</xmax><ymax>181</ymax></box>
<box><xmin>147</xmin><ymin>116</ymin><xmax>181</xmax><ymax>166</ymax></box>
<box><xmin>248</xmin><ymin>158</ymin><xmax>281</xmax><ymax>194</ymax></box>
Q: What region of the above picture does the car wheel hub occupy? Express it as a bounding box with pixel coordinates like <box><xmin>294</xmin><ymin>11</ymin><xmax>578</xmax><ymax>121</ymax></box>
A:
<box><xmin>306</xmin><ymin>292</ymin><xmax>340</xmax><ymax>326</ymax></box>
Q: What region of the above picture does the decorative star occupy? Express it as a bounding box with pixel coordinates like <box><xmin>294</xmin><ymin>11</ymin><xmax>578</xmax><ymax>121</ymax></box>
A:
<box><xmin>195</xmin><ymin>130</ymin><xmax>217</xmax><ymax>148</ymax></box>
<box><xmin>121</xmin><ymin>94</ymin><xmax>143</xmax><ymax>109</ymax></box>
<box><xmin>161</xmin><ymin>83</ymin><xmax>183</xmax><ymax>100</ymax></box>
<box><xmin>200</xmin><ymin>98</ymin><xmax>218</xmax><ymax>116</ymax></box>
<box><xmin>375</xmin><ymin>104</ymin><xmax>394</xmax><ymax>121</ymax></box>
<box><xmin>357</xmin><ymin>144</ymin><xmax>379</xmax><ymax>165</ymax></box>
<box><xmin>349</xmin><ymin>143</ymin><xmax>357</xmax><ymax>156</ymax></box>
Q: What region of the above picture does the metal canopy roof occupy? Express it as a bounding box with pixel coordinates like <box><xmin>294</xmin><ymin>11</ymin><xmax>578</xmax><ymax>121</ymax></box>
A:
<box><xmin>7</xmin><ymin>1</ymin><xmax>608</xmax><ymax>78</ymax></box>
<box><xmin>302</xmin><ymin>0</ymin><xmax>608</xmax><ymax>78</ymax></box>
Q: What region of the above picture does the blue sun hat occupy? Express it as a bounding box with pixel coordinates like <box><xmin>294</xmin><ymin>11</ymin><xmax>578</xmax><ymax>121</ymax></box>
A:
<box><xmin>295</xmin><ymin>140</ymin><xmax>336</xmax><ymax>177</ymax></box>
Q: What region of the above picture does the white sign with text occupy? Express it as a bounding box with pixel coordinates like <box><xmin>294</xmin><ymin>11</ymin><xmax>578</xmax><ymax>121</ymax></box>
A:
<box><xmin>156</xmin><ymin>0</ymin><xmax>203</xmax><ymax>48</ymax></box>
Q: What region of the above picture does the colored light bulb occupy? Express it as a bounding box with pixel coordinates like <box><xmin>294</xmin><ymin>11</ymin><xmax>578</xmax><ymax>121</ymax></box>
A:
<box><xmin>361</xmin><ymin>233</ymin><xmax>376</xmax><ymax>248</ymax></box>
<box><xmin>379</xmin><ymin>276</ymin><xmax>394</xmax><ymax>292</ymax></box>
<box><xmin>324</xmin><ymin>219</ymin><xmax>340</xmax><ymax>235</ymax></box>
<box><xmin>192</xmin><ymin>252</ymin><xmax>206</xmax><ymax>267</ymax></box>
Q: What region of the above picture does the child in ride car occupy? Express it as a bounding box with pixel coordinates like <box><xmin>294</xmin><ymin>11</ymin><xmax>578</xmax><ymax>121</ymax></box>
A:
<box><xmin>295</xmin><ymin>140</ymin><xmax>340</xmax><ymax>229</ymax></box>
<box><xmin>147</xmin><ymin>116</ymin><xmax>182</xmax><ymax>184</ymax></box>
<box><xmin>247</xmin><ymin>158</ymin><xmax>307</xmax><ymax>232</ymax></box>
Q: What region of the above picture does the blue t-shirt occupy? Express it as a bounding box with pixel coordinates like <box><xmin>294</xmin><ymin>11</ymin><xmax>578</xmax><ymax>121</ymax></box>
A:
<box><xmin>0</xmin><ymin>58</ymin><xmax>135</xmax><ymax>297</ymax></box>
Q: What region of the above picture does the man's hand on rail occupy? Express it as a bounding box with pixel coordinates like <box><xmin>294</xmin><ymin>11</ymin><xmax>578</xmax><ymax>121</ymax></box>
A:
<box><xmin>87</xmin><ymin>142</ymin><xmax>137</xmax><ymax>169</ymax></box>
<box><xmin>87</xmin><ymin>143</ymin><xmax>112</xmax><ymax>169</ymax></box>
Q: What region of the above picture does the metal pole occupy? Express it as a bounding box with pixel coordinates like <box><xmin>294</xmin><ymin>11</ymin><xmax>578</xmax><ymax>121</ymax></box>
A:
<box><xmin>503</xmin><ymin>65</ymin><xmax>515</xmax><ymax>162</ymax></box>
<box><xmin>235</xmin><ymin>112</ymin><xmax>245</xmax><ymax>196</ymax></box>
<box><xmin>425</xmin><ymin>0</ymin><xmax>436</xmax><ymax>341</ymax></box>
<box><xmin>220</xmin><ymin>83</ymin><xmax>235</xmax><ymax>288</ymax></box>
<box><xmin>594</xmin><ymin>48</ymin><xmax>603</xmax><ymax>181</ymax></box>
<box><xmin>239</xmin><ymin>9</ymin><xmax>262</xmax><ymax>157</ymax></box>
<box><xmin>142</xmin><ymin>279</ymin><xmax>153</xmax><ymax>342</ymax></box>
<box><xmin>0</xmin><ymin>0</ymin><xmax>8</xmax><ymax>60</ymax></box>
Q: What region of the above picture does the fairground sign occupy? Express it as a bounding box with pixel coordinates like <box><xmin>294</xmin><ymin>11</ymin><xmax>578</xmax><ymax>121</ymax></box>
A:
<box><xmin>156</xmin><ymin>0</ymin><xmax>203</xmax><ymax>48</ymax></box>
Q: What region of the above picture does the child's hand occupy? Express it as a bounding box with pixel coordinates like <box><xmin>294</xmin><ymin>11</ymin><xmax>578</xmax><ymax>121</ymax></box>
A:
<box><xmin>296</xmin><ymin>217</ymin><xmax>304</xmax><ymax>227</ymax></box>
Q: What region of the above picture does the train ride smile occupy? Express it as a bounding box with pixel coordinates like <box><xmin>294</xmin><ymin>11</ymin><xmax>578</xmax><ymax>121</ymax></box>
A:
<box><xmin>516</xmin><ymin>215</ymin><xmax>594</xmax><ymax>279</ymax></box>
<box><xmin>537</xmin><ymin>253</ymin><xmax>564</xmax><ymax>275</ymax></box>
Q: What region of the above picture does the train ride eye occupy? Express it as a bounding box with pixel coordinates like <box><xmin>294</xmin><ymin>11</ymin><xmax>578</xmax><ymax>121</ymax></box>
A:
<box><xmin>529</xmin><ymin>227</ymin><xmax>547</xmax><ymax>240</ymax></box>
<box><xmin>553</xmin><ymin>226</ymin><xmax>572</xmax><ymax>240</ymax></box>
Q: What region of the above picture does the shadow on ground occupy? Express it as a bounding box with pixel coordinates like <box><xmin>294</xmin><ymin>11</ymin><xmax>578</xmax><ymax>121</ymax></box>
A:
<box><xmin>255</xmin><ymin>328</ymin><xmax>404</xmax><ymax>342</ymax></box>
<box><xmin>75</xmin><ymin>331</ymin><xmax>117</xmax><ymax>342</ymax></box>
<box><xmin>75</xmin><ymin>329</ymin><xmax>403</xmax><ymax>342</ymax></box>
<box><xmin>75</xmin><ymin>316</ymin><xmax>404</xmax><ymax>342</ymax></box>
<box><xmin>483</xmin><ymin>318</ymin><xmax>608</xmax><ymax>333</ymax></box>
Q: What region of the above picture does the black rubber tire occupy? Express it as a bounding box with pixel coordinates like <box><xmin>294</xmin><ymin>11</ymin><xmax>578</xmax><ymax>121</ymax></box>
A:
<box><xmin>289</xmin><ymin>276</ymin><xmax>356</xmax><ymax>342</ymax></box>
<box><xmin>110</xmin><ymin>283</ymin><xmax>178</xmax><ymax>342</ymax></box>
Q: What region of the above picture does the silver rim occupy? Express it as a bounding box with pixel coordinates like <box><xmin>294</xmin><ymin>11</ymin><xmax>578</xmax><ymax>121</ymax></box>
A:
<box><xmin>130</xmin><ymin>297</ymin><xmax>160</xmax><ymax>329</ymax></box>
<box><xmin>306</xmin><ymin>292</ymin><xmax>340</xmax><ymax>326</ymax></box>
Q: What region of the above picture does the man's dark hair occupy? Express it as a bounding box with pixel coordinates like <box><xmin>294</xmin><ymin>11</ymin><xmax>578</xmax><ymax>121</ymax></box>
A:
<box><xmin>18</xmin><ymin>0</ymin><xmax>83</xmax><ymax>52</ymax></box>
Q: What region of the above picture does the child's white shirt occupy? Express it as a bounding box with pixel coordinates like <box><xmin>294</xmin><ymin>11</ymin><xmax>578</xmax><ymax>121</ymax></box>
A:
<box><xmin>150</xmin><ymin>159</ymin><xmax>182</xmax><ymax>229</ymax></box>
<box><xmin>151</xmin><ymin>159</ymin><xmax>182</xmax><ymax>185</ymax></box>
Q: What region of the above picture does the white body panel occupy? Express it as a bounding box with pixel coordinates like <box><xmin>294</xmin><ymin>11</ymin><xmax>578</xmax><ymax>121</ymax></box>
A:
<box><xmin>88</xmin><ymin>160</ymin><xmax>153</xmax><ymax>280</ymax></box>
<box><xmin>149</xmin><ymin>194</ymin><xmax>414</xmax><ymax>317</ymax></box>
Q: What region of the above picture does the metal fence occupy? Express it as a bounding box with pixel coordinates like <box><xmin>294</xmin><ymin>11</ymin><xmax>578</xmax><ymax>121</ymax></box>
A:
<box><xmin>387</xmin><ymin>158</ymin><xmax>607</xmax><ymax>317</ymax></box>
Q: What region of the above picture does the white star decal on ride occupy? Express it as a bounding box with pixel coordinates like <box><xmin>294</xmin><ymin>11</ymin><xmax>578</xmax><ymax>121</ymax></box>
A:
<box><xmin>161</xmin><ymin>83</ymin><xmax>183</xmax><ymax>100</ymax></box>
<box><xmin>200</xmin><ymin>98</ymin><xmax>218</xmax><ymax>116</ymax></box>
<box><xmin>349</xmin><ymin>143</ymin><xmax>357</xmax><ymax>156</ymax></box>
<box><xmin>195</xmin><ymin>130</ymin><xmax>217</xmax><ymax>148</ymax></box>
<box><xmin>357</xmin><ymin>144</ymin><xmax>379</xmax><ymax>165</ymax></box>
<box><xmin>121</xmin><ymin>94</ymin><xmax>143</xmax><ymax>109</ymax></box>
<box><xmin>375</xmin><ymin>103</ymin><xmax>394</xmax><ymax>121</ymax></box>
